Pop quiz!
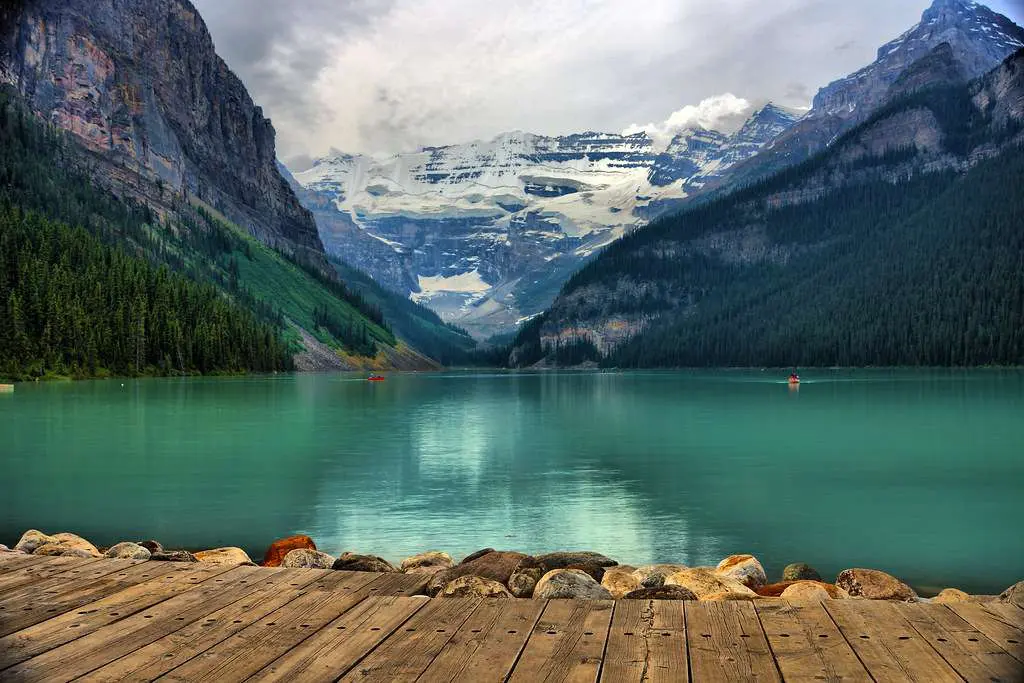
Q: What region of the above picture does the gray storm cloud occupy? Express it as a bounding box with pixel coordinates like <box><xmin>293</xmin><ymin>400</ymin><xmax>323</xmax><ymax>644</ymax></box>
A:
<box><xmin>193</xmin><ymin>0</ymin><xmax>1024</xmax><ymax>160</ymax></box>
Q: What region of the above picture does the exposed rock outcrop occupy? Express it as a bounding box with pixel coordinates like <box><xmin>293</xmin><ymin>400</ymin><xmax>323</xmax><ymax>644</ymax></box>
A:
<box><xmin>836</xmin><ymin>568</ymin><xmax>917</xmax><ymax>601</ymax></box>
<box><xmin>533</xmin><ymin>569</ymin><xmax>613</xmax><ymax>600</ymax></box>
<box><xmin>0</xmin><ymin>0</ymin><xmax>330</xmax><ymax>273</ymax></box>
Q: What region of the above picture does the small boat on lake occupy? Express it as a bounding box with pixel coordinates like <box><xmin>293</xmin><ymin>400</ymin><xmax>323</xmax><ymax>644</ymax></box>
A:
<box><xmin>367</xmin><ymin>375</ymin><xmax>386</xmax><ymax>382</ymax></box>
<box><xmin>788</xmin><ymin>373</ymin><xmax>800</xmax><ymax>385</ymax></box>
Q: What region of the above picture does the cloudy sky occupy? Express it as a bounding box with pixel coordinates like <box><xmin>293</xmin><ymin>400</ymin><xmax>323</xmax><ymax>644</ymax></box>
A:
<box><xmin>192</xmin><ymin>0</ymin><xmax>1024</xmax><ymax>164</ymax></box>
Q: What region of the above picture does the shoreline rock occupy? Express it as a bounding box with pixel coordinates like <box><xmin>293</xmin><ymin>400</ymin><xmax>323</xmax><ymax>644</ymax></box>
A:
<box><xmin>5</xmin><ymin>529</ymin><xmax>1015</xmax><ymax>604</ymax></box>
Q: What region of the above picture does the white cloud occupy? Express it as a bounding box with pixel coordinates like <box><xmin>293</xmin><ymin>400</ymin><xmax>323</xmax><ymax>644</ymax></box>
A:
<box><xmin>194</xmin><ymin>1</ymin><xmax>1024</xmax><ymax>158</ymax></box>
<box><xmin>623</xmin><ymin>94</ymin><xmax>754</xmax><ymax>150</ymax></box>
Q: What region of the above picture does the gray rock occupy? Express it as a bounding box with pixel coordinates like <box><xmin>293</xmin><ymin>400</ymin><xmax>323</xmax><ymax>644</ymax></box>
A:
<box><xmin>835</xmin><ymin>568</ymin><xmax>917</xmax><ymax>601</ymax></box>
<box><xmin>782</xmin><ymin>563</ymin><xmax>822</xmax><ymax>582</ymax></box>
<box><xmin>150</xmin><ymin>550</ymin><xmax>198</xmax><ymax>562</ymax></box>
<box><xmin>508</xmin><ymin>568</ymin><xmax>545</xmax><ymax>599</ymax></box>
<box><xmin>104</xmin><ymin>542</ymin><xmax>152</xmax><ymax>560</ymax></box>
<box><xmin>438</xmin><ymin>575</ymin><xmax>513</xmax><ymax>599</ymax></box>
<box><xmin>535</xmin><ymin>551</ymin><xmax>617</xmax><ymax>572</ymax></box>
<box><xmin>533</xmin><ymin>569</ymin><xmax>613</xmax><ymax>600</ymax></box>
<box><xmin>282</xmin><ymin>549</ymin><xmax>335</xmax><ymax>569</ymax></box>
<box><xmin>332</xmin><ymin>553</ymin><xmax>396</xmax><ymax>573</ymax></box>
<box><xmin>139</xmin><ymin>540</ymin><xmax>164</xmax><ymax>554</ymax></box>
<box><xmin>427</xmin><ymin>551</ymin><xmax>530</xmax><ymax>597</ymax></box>
<box><xmin>623</xmin><ymin>586</ymin><xmax>698</xmax><ymax>601</ymax></box>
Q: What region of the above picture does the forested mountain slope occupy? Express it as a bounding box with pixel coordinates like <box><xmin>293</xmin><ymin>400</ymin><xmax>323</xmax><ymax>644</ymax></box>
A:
<box><xmin>0</xmin><ymin>89</ymin><xmax>439</xmax><ymax>379</ymax></box>
<box><xmin>509</xmin><ymin>49</ymin><xmax>1024</xmax><ymax>368</ymax></box>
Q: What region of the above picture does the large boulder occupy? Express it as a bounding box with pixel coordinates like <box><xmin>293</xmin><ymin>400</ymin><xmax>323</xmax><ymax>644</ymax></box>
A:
<box><xmin>460</xmin><ymin>548</ymin><xmax>496</xmax><ymax>564</ymax></box>
<box><xmin>836</xmin><ymin>569</ymin><xmax>916</xmax><ymax>601</ymax></box>
<box><xmin>633</xmin><ymin>565</ymin><xmax>688</xmax><ymax>589</ymax></box>
<box><xmin>934</xmin><ymin>588</ymin><xmax>971</xmax><ymax>604</ymax></box>
<box><xmin>150</xmin><ymin>550</ymin><xmax>197</xmax><ymax>562</ymax></box>
<box><xmin>715</xmin><ymin>555</ymin><xmax>767</xmax><ymax>589</ymax></box>
<box><xmin>139</xmin><ymin>540</ymin><xmax>164</xmax><ymax>554</ymax></box>
<box><xmin>439</xmin><ymin>575</ymin><xmax>513</xmax><ymax>599</ymax></box>
<box><xmin>27</xmin><ymin>532</ymin><xmax>101</xmax><ymax>557</ymax></box>
<box><xmin>104</xmin><ymin>542</ymin><xmax>152</xmax><ymax>560</ymax></box>
<box><xmin>262</xmin><ymin>535</ymin><xmax>316</xmax><ymax>568</ymax></box>
<box><xmin>400</xmin><ymin>551</ymin><xmax>453</xmax><ymax>574</ymax></box>
<box><xmin>332</xmin><ymin>553</ymin><xmax>396</xmax><ymax>573</ymax></box>
<box><xmin>998</xmin><ymin>580</ymin><xmax>1023</xmax><ymax>607</ymax></box>
<box><xmin>782</xmin><ymin>563</ymin><xmax>822</xmax><ymax>582</ymax></box>
<box><xmin>427</xmin><ymin>551</ymin><xmax>530</xmax><ymax>596</ymax></box>
<box><xmin>999</xmin><ymin>581</ymin><xmax>1024</xmax><ymax>606</ymax></box>
<box><xmin>194</xmin><ymin>547</ymin><xmax>252</xmax><ymax>565</ymax></box>
<box><xmin>781</xmin><ymin>582</ymin><xmax>833</xmax><ymax>602</ymax></box>
<box><xmin>665</xmin><ymin>568</ymin><xmax>757</xmax><ymax>599</ymax></box>
<box><xmin>509</xmin><ymin>568</ymin><xmax>545</xmax><ymax>598</ymax></box>
<box><xmin>534</xmin><ymin>569</ymin><xmax>613</xmax><ymax>600</ymax></box>
<box><xmin>758</xmin><ymin>581</ymin><xmax>848</xmax><ymax>599</ymax></box>
<box><xmin>282</xmin><ymin>549</ymin><xmax>335</xmax><ymax>569</ymax></box>
<box><xmin>623</xmin><ymin>586</ymin><xmax>698</xmax><ymax>601</ymax></box>
<box><xmin>602</xmin><ymin>566</ymin><xmax>640</xmax><ymax>599</ymax></box>
<box><xmin>14</xmin><ymin>529</ymin><xmax>57</xmax><ymax>554</ymax></box>
<box><xmin>535</xmin><ymin>551</ymin><xmax>617</xmax><ymax>572</ymax></box>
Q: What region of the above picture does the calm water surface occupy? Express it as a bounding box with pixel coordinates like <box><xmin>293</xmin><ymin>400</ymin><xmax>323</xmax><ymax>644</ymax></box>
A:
<box><xmin>2</xmin><ymin>370</ymin><xmax>1022</xmax><ymax>594</ymax></box>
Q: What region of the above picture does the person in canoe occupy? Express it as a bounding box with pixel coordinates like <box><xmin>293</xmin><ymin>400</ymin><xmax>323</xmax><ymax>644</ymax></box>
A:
<box><xmin>788</xmin><ymin>372</ymin><xmax>800</xmax><ymax>384</ymax></box>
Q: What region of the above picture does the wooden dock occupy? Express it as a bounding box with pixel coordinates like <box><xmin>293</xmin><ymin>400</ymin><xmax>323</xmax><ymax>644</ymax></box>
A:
<box><xmin>0</xmin><ymin>554</ymin><xmax>1021</xmax><ymax>682</ymax></box>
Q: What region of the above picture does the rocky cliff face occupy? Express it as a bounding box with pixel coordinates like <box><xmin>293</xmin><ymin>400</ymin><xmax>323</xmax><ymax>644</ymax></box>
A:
<box><xmin>717</xmin><ymin>0</ymin><xmax>1024</xmax><ymax>191</ymax></box>
<box><xmin>0</xmin><ymin>0</ymin><xmax>329</xmax><ymax>272</ymax></box>
<box><xmin>290</xmin><ymin>107</ymin><xmax>799</xmax><ymax>337</ymax></box>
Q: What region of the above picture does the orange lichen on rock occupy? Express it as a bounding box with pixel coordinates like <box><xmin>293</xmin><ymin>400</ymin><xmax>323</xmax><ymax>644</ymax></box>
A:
<box><xmin>262</xmin><ymin>534</ymin><xmax>316</xmax><ymax>567</ymax></box>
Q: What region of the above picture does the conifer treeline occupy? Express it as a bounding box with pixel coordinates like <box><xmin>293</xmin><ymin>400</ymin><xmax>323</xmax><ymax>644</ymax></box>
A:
<box><xmin>0</xmin><ymin>208</ymin><xmax>291</xmax><ymax>379</ymax></box>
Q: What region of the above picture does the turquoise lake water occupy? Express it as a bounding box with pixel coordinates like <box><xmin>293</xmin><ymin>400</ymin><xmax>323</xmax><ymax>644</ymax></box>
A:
<box><xmin>1</xmin><ymin>370</ymin><xmax>1022</xmax><ymax>594</ymax></box>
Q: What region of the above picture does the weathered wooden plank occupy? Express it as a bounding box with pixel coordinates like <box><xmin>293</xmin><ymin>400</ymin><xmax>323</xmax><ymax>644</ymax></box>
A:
<box><xmin>250</xmin><ymin>596</ymin><xmax>429</xmax><ymax>682</ymax></box>
<box><xmin>598</xmin><ymin>600</ymin><xmax>688</xmax><ymax>683</ymax></box>
<box><xmin>0</xmin><ymin>564</ymin><xmax>272</xmax><ymax>682</ymax></box>
<box><xmin>339</xmin><ymin>597</ymin><xmax>481</xmax><ymax>682</ymax></box>
<box><xmin>0</xmin><ymin>561</ymin><xmax>238</xmax><ymax>672</ymax></box>
<box><xmin>75</xmin><ymin>568</ymin><xmax>334</xmax><ymax>682</ymax></box>
<box><xmin>0</xmin><ymin>560</ymin><xmax>174</xmax><ymax>637</ymax></box>
<box><xmin>417</xmin><ymin>598</ymin><xmax>546</xmax><ymax>683</ymax></box>
<box><xmin>507</xmin><ymin>599</ymin><xmax>614</xmax><ymax>683</ymax></box>
<box><xmin>947</xmin><ymin>601</ymin><xmax>1024</xmax><ymax>665</ymax></box>
<box><xmin>0</xmin><ymin>556</ymin><xmax>108</xmax><ymax>593</ymax></box>
<box><xmin>823</xmin><ymin>600</ymin><xmax>963</xmax><ymax>683</ymax></box>
<box><xmin>685</xmin><ymin>601</ymin><xmax>780</xmax><ymax>683</ymax></box>
<box><xmin>0</xmin><ymin>554</ymin><xmax>46</xmax><ymax>572</ymax></box>
<box><xmin>157</xmin><ymin>570</ymin><xmax>390</xmax><ymax>681</ymax></box>
<box><xmin>894</xmin><ymin>602</ymin><xmax>1024</xmax><ymax>682</ymax></box>
<box><xmin>755</xmin><ymin>601</ymin><xmax>870</xmax><ymax>683</ymax></box>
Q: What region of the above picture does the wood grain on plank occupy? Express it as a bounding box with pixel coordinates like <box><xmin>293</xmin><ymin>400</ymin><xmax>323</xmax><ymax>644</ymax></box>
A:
<box><xmin>75</xmin><ymin>568</ymin><xmax>332</xmax><ymax>682</ymax></box>
<box><xmin>0</xmin><ymin>565</ymin><xmax>270</xmax><ymax>682</ymax></box>
<box><xmin>157</xmin><ymin>570</ymin><xmax>388</xmax><ymax>682</ymax></box>
<box><xmin>0</xmin><ymin>557</ymin><xmax>106</xmax><ymax>592</ymax></box>
<box><xmin>507</xmin><ymin>599</ymin><xmax>614</xmax><ymax>683</ymax></box>
<box><xmin>686</xmin><ymin>600</ymin><xmax>781</xmax><ymax>682</ymax></box>
<box><xmin>599</xmin><ymin>600</ymin><xmax>688</xmax><ymax>683</ymax></box>
<box><xmin>251</xmin><ymin>596</ymin><xmax>429</xmax><ymax>682</ymax></box>
<box><xmin>0</xmin><ymin>560</ymin><xmax>175</xmax><ymax>637</ymax></box>
<box><xmin>895</xmin><ymin>601</ymin><xmax>1024</xmax><ymax>682</ymax></box>
<box><xmin>755</xmin><ymin>601</ymin><xmax>870</xmax><ymax>683</ymax></box>
<box><xmin>823</xmin><ymin>600</ymin><xmax>962</xmax><ymax>683</ymax></box>
<box><xmin>0</xmin><ymin>554</ymin><xmax>47</xmax><ymax>572</ymax></box>
<box><xmin>0</xmin><ymin>561</ymin><xmax>238</xmax><ymax>672</ymax></box>
<box><xmin>947</xmin><ymin>601</ymin><xmax>1024</xmax><ymax>664</ymax></box>
<box><xmin>417</xmin><ymin>598</ymin><xmax>546</xmax><ymax>683</ymax></box>
<box><xmin>339</xmin><ymin>597</ymin><xmax>482</xmax><ymax>683</ymax></box>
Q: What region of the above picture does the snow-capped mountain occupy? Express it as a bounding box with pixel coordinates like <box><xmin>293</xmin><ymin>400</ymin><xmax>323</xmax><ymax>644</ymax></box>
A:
<box><xmin>719</xmin><ymin>0</ymin><xmax>1024</xmax><ymax>190</ymax></box>
<box><xmin>290</xmin><ymin>104</ymin><xmax>799</xmax><ymax>337</ymax></box>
